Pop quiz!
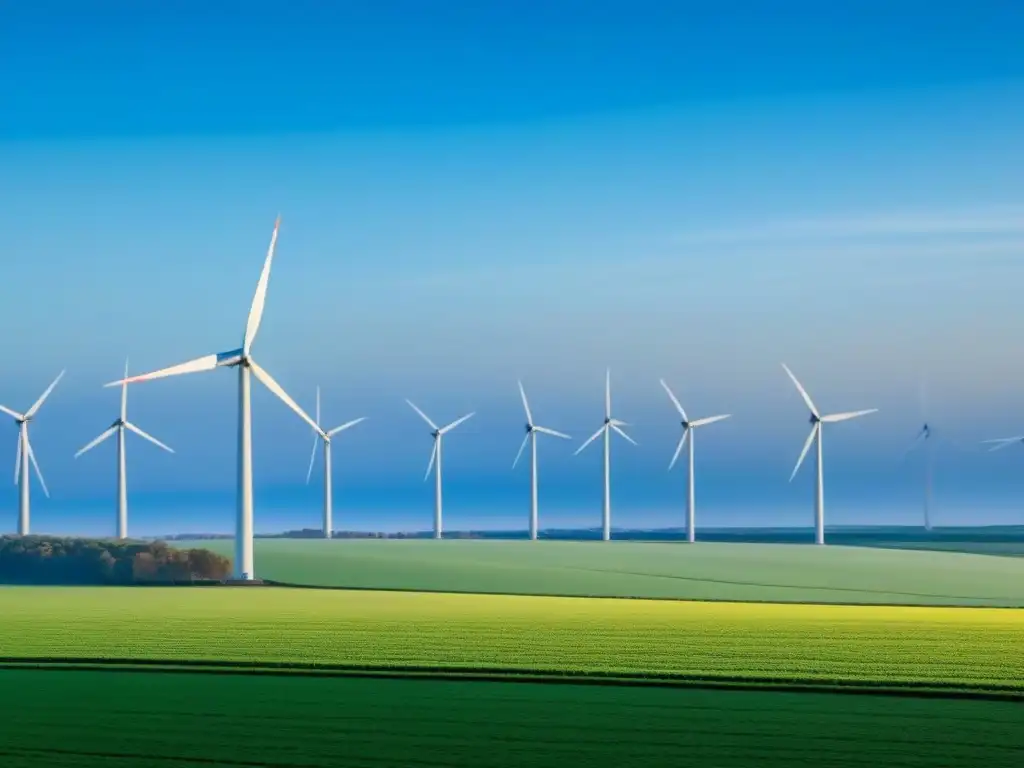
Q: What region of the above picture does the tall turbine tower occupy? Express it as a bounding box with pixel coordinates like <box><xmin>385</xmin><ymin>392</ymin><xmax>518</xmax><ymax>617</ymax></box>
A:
<box><xmin>0</xmin><ymin>370</ymin><xmax>64</xmax><ymax>535</ymax></box>
<box><xmin>782</xmin><ymin>363</ymin><xmax>878</xmax><ymax>545</ymax></box>
<box><xmin>406</xmin><ymin>400</ymin><xmax>474</xmax><ymax>539</ymax></box>
<box><xmin>513</xmin><ymin>380</ymin><xmax>571</xmax><ymax>540</ymax></box>
<box><xmin>75</xmin><ymin>360</ymin><xmax>174</xmax><ymax>539</ymax></box>
<box><xmin>104</xmin><ymin>218</ymin><xmax>324</xmax><ymax>581</ymax></box>
<box><xmin>575</xmin><ymin>369</ymin><xmax>636</xmax><ymax>541</ymax></box>
<box><xmin>659</xmin><ymin>379</ymin><xmax>730</xmax><ymax>543</ymax></box>
<box><xmin>902</xmin><ymin>377</ymin><xmax>935</xmax><ymax>531</ymax></box>
<box><xmin>304</xmin><ymin>385</ymin><xmax>366</xmax><ymax>538</ymax></box>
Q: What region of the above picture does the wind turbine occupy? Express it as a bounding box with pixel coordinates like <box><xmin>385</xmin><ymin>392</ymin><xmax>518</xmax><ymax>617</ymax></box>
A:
<box><xmin>75</xmin><ymin>360</ymin><xmax>174</xmax><ymax>539</ymax></box>
<box><xmin>104</xmin><ymin>218</ymin><xmax>324</xmax><ymax>581</ymax></box>
<box><xmin>902</xmin><ymin>377</ymin><xmax>935</xmax><ymax>531</ymax></box>
<box><xmin>406</xmin><ymin>400</ymin><xmax>474</xmax><ymax>539</ymax></box>
<box><xmin>304</xmin><ymin>385</ymin><xmax>366</xmax><ymax>539</ymax></box>
<box><xmin>782</xmin><ymin>363</ymin><xmax>878</xmax><ymax>545</ymax></box>
<box><xmin>659</xmin><ymin>379</ymin><xmax>730</xmax><ymax>543</ymax></box>
<box><xmin>574</xmin><ymin>369</ymin><xmax>637</xmax><ymax>542</ymax></box>
<box><xmin>513</xmin><ymin>380</ymin><xmax>571</xmax><ymax>541</ymax></box>
<box><xmin>981</xmin><ymin>436</ymin><xmax>1024</xmax><ymax>453</ymax></box>
<box><xmin>0</xmin><ymin>370</ymin><xmax>63</xmax><ymax>535</ymax></box>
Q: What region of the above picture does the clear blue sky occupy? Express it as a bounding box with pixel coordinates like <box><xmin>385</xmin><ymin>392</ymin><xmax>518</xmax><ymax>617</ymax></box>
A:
<box><xmin>2</xmin><ymin>2</ymin><xmax>1023</xmax><ymax>536</ymax></box>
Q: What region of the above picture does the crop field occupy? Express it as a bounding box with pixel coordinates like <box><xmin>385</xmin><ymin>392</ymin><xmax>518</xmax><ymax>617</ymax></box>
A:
<box><xmin>172</xmin><ymin>538</ymin><xmax>1024</xmax><ymax>606</ymax></box>
<box><xmin>1</xmin><ymin>587</ymin><xmax>1022</xmax><ymax>694</ymax></box>
<box><xmin>2</xmin><ymin>670</ymin><xmax>1022</xmax><ymax>768</ymax></box>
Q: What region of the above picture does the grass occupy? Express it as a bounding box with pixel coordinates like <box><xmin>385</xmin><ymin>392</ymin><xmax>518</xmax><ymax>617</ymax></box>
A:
<box><xmin>2</xmin><ymin>669</ymin><xmax>1021</xmax><ymax>767</ymax></box>
<box><xmin>1</xmin><ymin>587</ymin><xmax>1022</xmax><ymax>694</ymax></box>
<box><xmin>171</xmin><ymin>538</ymin><xmax>1024</xmax><ymax>606</ymax></box>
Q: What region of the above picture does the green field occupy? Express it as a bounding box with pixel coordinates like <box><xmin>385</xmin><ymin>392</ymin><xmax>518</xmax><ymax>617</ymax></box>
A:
<box><xmin>2</xmin><ymin>587</ymin><xmax>1022</xmax><ymax>694</ymax></box>
<box><xmin>172</xmin><ymin>539</ymin><xmax>1024</xmax><ymax>606</ymax></box>
<box><xmin>2</xmin><ymin>670</ymin><xmax>1021</xmax><ymax>768</ymax></box>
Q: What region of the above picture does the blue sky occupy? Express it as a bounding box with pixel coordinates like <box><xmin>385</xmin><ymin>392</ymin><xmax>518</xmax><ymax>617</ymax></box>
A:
<box><xmin>1</xmin><ymin>3</ymin><xmax>1024</xmax><ymax>536</ymax></box>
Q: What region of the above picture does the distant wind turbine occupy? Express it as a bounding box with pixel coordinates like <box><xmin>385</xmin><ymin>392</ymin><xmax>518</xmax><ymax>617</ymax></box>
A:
<box><xmin>782</xmin><ymin>363</ymin><xmax>878</xmax><ymax>545</ymax></box>
<box><xmin>902</xmin><ymin>376</ymin><xmax>935</xmax><ymax>531</ymax></box>
<box><xmin>513</xmin><ymin>380</ymin><xmax>571</xmax><ymax>541</ymax></box>
<box><xmin>0</xmin><ymin>370</ymin><xmax>64</xmax><ymax>535</ymax></box>
<box><xmin>659</xmin><ymin>379</ymin><xmax>730</xmax><ymax>543</ymax></box>
<box><xmin>574</xmin><ymin>369</ymin><xmax>637</xmax><ymax>542</ymax></box>
<box><xmin>304</xmin><ymin>385</ymin><xmax>366</xmax><ymax>539</ymax></box>
<box><xmin>981</xmin><ymin>436</ymin><xmax>1024</xmax><ymax>453</ymax></box>
<box><xmin>75</xmin><ymin>359</ymin><xmax>174</xmax><ymax>539</ymax></box>
<box><xmin>406</xmin><ymin>400</ymin><xmax>474</xmax><ymax>539</ymax></box>
<box><xmin>104</xmin><ymin>218</ymin><xmax>324</xmax><ymax>581</ymax></box>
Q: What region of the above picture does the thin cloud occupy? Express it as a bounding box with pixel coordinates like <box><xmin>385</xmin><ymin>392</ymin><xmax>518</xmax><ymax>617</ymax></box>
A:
<box><xmin>673</xmin><ymin>205</ymin><xmax>1024</xmax><ymax>245</ymax></box>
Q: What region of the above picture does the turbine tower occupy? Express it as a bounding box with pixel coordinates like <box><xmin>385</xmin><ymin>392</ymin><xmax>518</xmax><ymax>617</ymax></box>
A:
<box><xmin>75</xmin><ymin>360</ymin><xmax>174</xmax><ymax>539</ymax></box>
<box><xmin>782</xmin><ymin>363</ymin><xmax>878</xmax><ymax>545</ymax></box>
<box><xmin>304</xmin><ymin>385</ymin><xmax>367</xmax><ymax>539</ymax></box>
<box><xmin>406</xmin><ymin>400</ymin><xmax>474</xmax><ymax>539</ymax></box>
<box><xmin>659</xmin><ymin>379</ymin><xmax>730</xmax><ymax>543</ymax></box>
<box><xmin>574</xmin><ymin>369</ymin><xmax>636</xmax><ymax>542</ymax></box>
<box><xmin>512</xmin><ymin>380</ymin><xmax>571</xmax><ymax>541</ymax></box>
<box><xmin>104</xmin><ymin>218</ymin><xmax>324</xmax><ymax>581</ymax></box>
<box><xmin>0</xmin><ymin>370</ymin><xmax>64</xmax><ymax>535</ymax></box>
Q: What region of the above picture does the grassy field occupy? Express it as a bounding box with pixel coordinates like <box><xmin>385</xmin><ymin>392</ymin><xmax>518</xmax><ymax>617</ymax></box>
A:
<box><xmin>172</xmin><ymin>538</ymin><xmax>1024</xmax><ymax>606</ymax></box>
<box><xmin>2</xmin><ymin>670</ymin><xmax>1021</xmax><ymax>768</ymax></box>
<box><xmin>1</xmin><ymin>587</ymin><xmax>1021</xmax><ymax>694</ymax></box>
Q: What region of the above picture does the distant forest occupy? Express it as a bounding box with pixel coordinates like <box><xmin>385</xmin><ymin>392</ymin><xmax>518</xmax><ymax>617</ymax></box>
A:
<box><xmin>0</xmin><ymin>535</ymin><xmax>231</xmax><ymax>585</ymax></box>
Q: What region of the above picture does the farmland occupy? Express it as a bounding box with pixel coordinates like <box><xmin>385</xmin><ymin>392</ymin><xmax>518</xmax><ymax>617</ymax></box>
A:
<box><xmin>2</xmin><ymin>670</ymin><xmax>1022</xmax><ymax>768</ymax></box>
<box><xmin>171</xmin><ymin>538</ymin><xmax>1024</xmax><ymax>606</ymax></box>
<box><xmin>1</xmin><ymin>587</ymin><xmax>1021</xmax><ymax>694</ymax></box>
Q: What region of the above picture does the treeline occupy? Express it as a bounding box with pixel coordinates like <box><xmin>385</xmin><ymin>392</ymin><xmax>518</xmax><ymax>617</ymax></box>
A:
<box><xmin>0</xmin><ymin>535</ymin><xmax>231</xmax><ymax>585</ymax></box>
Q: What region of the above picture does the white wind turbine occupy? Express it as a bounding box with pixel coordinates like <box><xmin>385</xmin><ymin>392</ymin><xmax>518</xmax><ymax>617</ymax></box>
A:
<box><xmin>981</xmin><ymin>436</ymin><xmax>1024</xmax><ymax>453</ymax></box>
<box><xmin>75</xmin><ymin>360</ymin><xmax>174</xmax><ymax>539</ymax></box>
<box><xmin>304</xmin><ymin>385</ymin><xmax>367</xmax><ymax>539</ymax></box>
<box><xmin>1</xmin><ymin>370</ymin><xmax>64</xmax><ymax>535</ymax></box>
<box><xmin>782</xmin><ymin>363</ymin><xmax>878</xmax><ymax>545</ymax></box>
<box><xmin>574</xmin><ymin>369</ymin><xmax>637</xmax><ymax>542</ymax></box>
<box><xmin>659</xmin><ymin>379</ymin><xmax>730</xmax><ymax>543</ymax></box>
<box><xmin>902</xmin><ymin>377</ymin><xmax>935</xmax><ymax>531</ymax></box>
<box><xmin>406</xmin><ymin>400</ymin><xmax>474</xmax><ymax>539</ymax></box>
<box><xmin>513</xmin><ymin>380</ymin><xmax>571</xmax><ymax>541</ymax></box>
<box><xmin>104</xmin><ymin>218</ymin><xmax>324</xmax><ymax>580</ymax></box>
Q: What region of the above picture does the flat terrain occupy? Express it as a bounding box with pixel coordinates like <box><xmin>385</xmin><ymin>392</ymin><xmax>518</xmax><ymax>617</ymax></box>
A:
<box><xmin>2</xmin><ymin>670</ymin><xmax>1021</xmax><ymax>768</ymax></box>
<box><xmin>172</xmin><ymin>539</ymin><xmax>1024</xmax><ymax>606</ymax></box>
<box><xmin>1</xmin><ymin>587</ymin><xmax>1021</xmax><ymax>694</ymax></box>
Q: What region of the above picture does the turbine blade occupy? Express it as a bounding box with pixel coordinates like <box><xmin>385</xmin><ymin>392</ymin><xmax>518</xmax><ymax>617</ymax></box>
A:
<box><xmin>789</xmin><ymin>423</ymin><xmax>818</xmax><ymax>482</ymax></box>
<box><xmin>13</xmin><ymin>431</ymin><xmax>21</xmax><ymax>484</ymax></box>
<box><xmin>243</xmin><ymin>216</ymin><xmax>281</xmax><ymax>354</ymax></box>
<box><xmin>821</xmin><ymin>408</ymin><xmax>878</xmax><ymax>423</ymax></box>
<box><xmin>305</xmin><ymin>432</ymin><xmax>319</xmax><ymax>484</ymax></box>
<box><xmin>512</xmin><ymin>433</ymin><xmax>530</xmax><ymax>469</ymax></box>
<box><xmin>328</xmin><ymin>417</ymin><xmax>367</xmax><ymax>437</ymax></box>
<box><xmin>668</xmin><ymin>428</ymin><xmax>689</xmax><ymax>470</ymax></box>
<box><xmin>26</xmin><ymin>369</ymin><xmax>65</xmax><ymax>418</ymax></box>
<box><xmin>249</xmin><ymin>360</ymin><xmax>325</xmax><ymax>437</ymax></box>
<box><xmin>691</xmin><ymin>414</ymin><xmax>731</xmax><ymax>428</ymax></box>
<box><xmin>610</xmin><ymin>419</ymin><xmax>630</xmax><ymax>427</ymax></box>
<box><xmin>611</xmin><ymin>423</ymin><xmax>637</xmax><ymax>446</ymax></box>
<box><xmin>439</xmin><ymin>412</ymin><xmax>475</xmax><ymax>434</ymax></box>
<box><xmin>605</xmin><ymin>369</ymin><xmax>611</xmax><ymax>420</ymax></box>
<box><xmin>25</xmin><ymin>435</ymin><xmax>48</xmax><ymax>498</ymax></box>
<box><xmin>574</xmin><ymin>425</ymin><xmax>606</xmax><ymax>455</ymax></box>
<box><xmin>124</xmin><ymin>422</ymin><xmax>174</xmax><ymax>453</ymax></box>
<box><xmin>405</xmin><ymin>400</ymin><xmax>439</xmax><ymax>431</ymax></box>
<box><xmin>781</xmin><ymin>363</ymin><xmax>819</xmax><ymax>418</ymax></box>
<box><xmin>121</xmin><ymin>358</ymin><xmax>129</xmax><ymax>421</ymax></box>
<box><xmin>659</xmin><ymin>379</ymin><xmax>687</xmax><ymax>420</ymax></box>
<box><xmin>74</xmin><ymin>426</ymin><xmax>118</xmax><ymax>458</ymax></box>
<box><xmin>424</xmin><ymin>440</ymin><xmax>438</xmax><ymax>480</ymax></box>
<box><xmin>983</xmin><ymin>437</ymin><xmax>1024</xmax><ymax>453</ymax></box>
<box><xmin>104</xmin><ymin>351</ymin><xmax>232</xmax><ymax>387</ymax></box>
<box><xmin>900</xmin><ymin>427</ymin><xmax>928</xmax><ymax>461</ymax></box>
<box><xmin>534</xmin><ymin>426</ymin><xmax>570</xmax><ymax>439</ymax></box>
<box><xmin>518</xmin><ymin>380</ymin><xmax>534</xmax><ymax>425</ymax></box>
<box><xmin>0</xmin><ymin>404</ymin><xmax>21</xmax><ymax>420</ymax></box>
